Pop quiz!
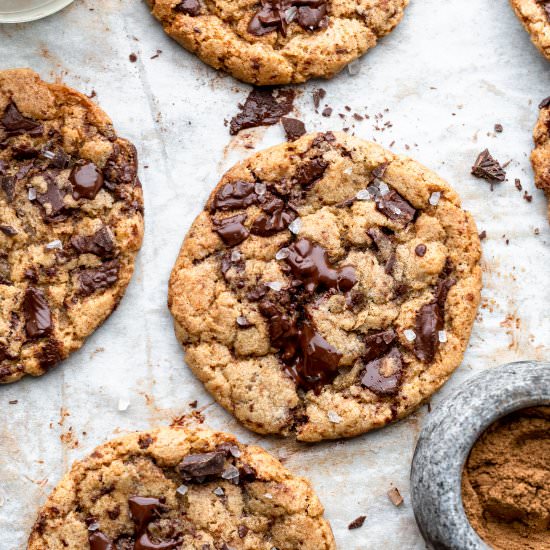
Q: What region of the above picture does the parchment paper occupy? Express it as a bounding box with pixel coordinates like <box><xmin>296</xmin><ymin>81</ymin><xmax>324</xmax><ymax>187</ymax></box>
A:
<box><xmin>1</xmin><ymin>0</ymin><xmax>549</xmax><ymax>548</ymax></box>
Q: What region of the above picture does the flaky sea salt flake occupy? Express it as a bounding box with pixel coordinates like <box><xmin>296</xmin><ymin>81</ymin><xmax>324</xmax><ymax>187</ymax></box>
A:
<box><xmin>288</xmin><ymin>217</ymin><xmax>302</xmax><ymax>234</ymax></box>
<box><xmin>176</xmin><ymin>484</ymin><xmax>188</xmax><ymax>496</ymax></box>
<box><xmin>213</xmin><ymin>486</ymin><xmax>225</xmax><ymax>496</ymax></box>
<box><xmin>347</xmin><ymin>60</ymin><xmax>361</xmax><ymax>76</ymax></box>
<box><xmin>118</xmin><ymin>398</ymin><xmax>130</xmax><ymax>411</ymax></box>
<box><xmin>231</xmin><ymin>250</ymin><xmax>242</xmax><ymax>262</ymax></box>
<box><xmin>266</xmin><ymin>281</ymin><xmax>284</xmax><ymax>291</ymax></box>
<box><xmin>356</xmin><ymin>189</ymin><xmax>371</xmax><ymax>201</ymax></box>
<box><xmin>275</xmin><ymin>248</ymin><xmax>290</xmax><ymax>260</ymax></box>
<box><xmin>438</xmin><ymin>330</ymin><xmax>447</xmax><ymax>343</ymax></box>
<box><xmin>327</xmin><ymin>410</ymin><xmax>342</xmax><ymax>424</ymax></box>
<box><xmin>28</xmin><ymin>187</ymin><xmax>37</xmax><ymax>200</ymax></box>
<box><xmin>255</xmin><ymin>182</ymin><xmax>267</xmax><ymax>196</ymax></box>
<box><xmin>429</xmin><ymin>191</ymin><xmax>441</xmax><ymax>206</ymax></box>
<box><xmin>404</xmin><ymin>329</ymin><xmax>416</xmax><ymax>342</ymax></box>
<box><xmin>45</xmin><ymin>239</ymin><xmax>63</xmax><ymax>250</ymax></box>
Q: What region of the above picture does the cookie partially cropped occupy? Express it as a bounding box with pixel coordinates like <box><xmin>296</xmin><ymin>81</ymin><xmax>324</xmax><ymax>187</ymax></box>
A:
<box><xmin>28</xmin><ymin>426</ymin><xmax>335</xmax><ymax>550</ymax></box>
<box><xmin>147</xmin><ymin>0</ymin><xmax>409</xmax><ymax>85</ymax></box>
<box><xmin>532</xmin><ymin>96</ymin><xmax>550</xmax><ymax>221</ymax></box>
<box><xmin>0</xmin><ymin>69</ymin><xmax>143</xmax><ymax>384</ymax></box>
<box><xmin>510</xmin><ymin>0</ymin><xmax>550</xmax><ymax>60</ymax></box>
<box><xmin>168</xmin><ymin>132</ymin><xmax>482</xmax><ymax>442</ymax></box>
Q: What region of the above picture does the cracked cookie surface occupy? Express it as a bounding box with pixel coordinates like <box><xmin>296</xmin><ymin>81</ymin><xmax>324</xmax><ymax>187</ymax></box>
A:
<box><xmin>510</xmin><ymin>0</ymin><xmax>550</xmax><ymax>60</ymax></box>
<box><xmin>532</xmin><ymin>96</ymin><xmax>550</xmax><ymax>221</ymax></box>
<box><xmin>168</xmin><ymin>132</ymin><xmax>482</xmax><ymax>442</ymax></box>
<box><xmin>147</xmin><ymin>0</ymin><xmax>409</xmax><ymax>85</ymax></box>
<box><xmin>0</xmin><ymin>69</ymin><xmax>144</xmax><ymax>384</ymax></box>
<box><xmin>28</xmin><ymin>426</ymin><xmax>335</xmax><ymax>550</ymax></box>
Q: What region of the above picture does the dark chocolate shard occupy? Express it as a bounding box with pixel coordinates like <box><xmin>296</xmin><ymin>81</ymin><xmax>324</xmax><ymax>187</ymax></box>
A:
<box><xmin>211</xmin><ymin>180</ymin><xmax>258</xmax><ymax>211</ymax></box>
<box><xmin>177</xmin><ymin>451</ymin><xmax>226</xmax><ymax>481</ymax></box>
<box><xmin>71</xmin><ymin>226</ymin><xmax>115</xmax><ymax>258</ymax></box>
<box><xmin>174</xmin><ymin>0</ymin><xmax>201</xmax><ymax>15</ymax></box>
<box><xmin>0</xmin><ymin>225</ymin><xmax>17</xmax><ymax>236</ymax></box>
<box><xmin>230</xmin><ymin>89</ymin><xmax>295</xmax><ymax>135</ymax></box>
<box><xmin>363</xmin><ymin>329</ymin><xmax>397</xmax><ymax>363</ymax></box>
<box><xmin>281</xmin><ymin>117</ymin><xmax>306</xmax><ymax>141</ymax></box>
<box><xmin>375</xmin><ymin>190</ymin><xmax>416</xmax><ymax>224</ymax></box>
<box><xmin>293</xmin><ymin>158</ymin><xmax>328</xmax><ymax>188</ymax></box>
<box><xmin>23</xmin><ymin>287</ymin><xmax>53</xmax><ymax>339</ymax></box>
<box><xmin>213</xmin><ymin>214</ymin><xmax>249</xmax><ymax>246</ymax></box>
<box><xmin>360</xmin><ymin>348</ymin><xmax>403</xmax><ymax>396</ymax></box>
<box><xmin>1</xmin><ymin>175</ymin><xmax>16</xmax><ymax>203</ymax></box>
<box><xmin>348</xmin><ymin>515</ymin><xmax>367</xmax><ymax>530</ymax></box>
<box><xmin>1</xmin><ymin>103</ymin><xmax>43</xmax><ymax>137</ymax></box>
<box><xmin>88</xmin><ymin>531</ymin><xmax>113</xmax><ymax>550</ymax></box>
<box><xmin>36</xmin><ymin>174</ymin><xmax>66</xmax><ymax>220</ymax></box>
<box><xmin>284</xmin><ymin>238</ymin><xmax>357</xmax><ymax>293</ymax></box>
<box><xmin>471</xmin><ymin>149</ymin><xmax>506</xmax><ymax>184</ymax></box>
<box><xmin>539</xmin><ymin>95</ymin><xmax>550</xmax><ymax>109</ymax></box>
<box><xmin>77</xmin><ymin>260</ymin><xmax>119</xmax><ymax>297</ymax></box>
<box><xmin>250</xmin><ymin>196</ymin><xmax>296</xmax><ymax>236</ymax></box>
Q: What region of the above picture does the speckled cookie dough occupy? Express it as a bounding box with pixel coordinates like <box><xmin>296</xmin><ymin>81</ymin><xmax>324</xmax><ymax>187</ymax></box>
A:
<box><xmin>532</xmin><ymin>96</ymin><xmax>550</xmax><ymax>221</ymax></box>
<box><xmin>168</xmin><ymin>132</ymin><xmax>482</xmax><ymax>442</ymax></box>
<box><xmin>0</xmin><ymin>69</ymin><xmax>144</xmax><ymax>384</ymax></box>
<box><xmin>27</xmin><ymin>426</ymin><xmax>336</xmax><ymax>550</ymax></box>
<box><xmin>147</xmin><ymin>0</ymin><xmax>409</xmax><ymax>85</ymax></box>
<box><xmin>510</xmin><ymin>0</ymin><xmax>550</xmax><ymax>60</ymax></box>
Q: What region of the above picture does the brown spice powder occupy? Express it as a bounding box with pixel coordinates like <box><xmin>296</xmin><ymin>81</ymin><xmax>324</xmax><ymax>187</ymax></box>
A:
<box><xmin>462</xmin><ymin>407</ymin><xmax>550</xmax><ymax>550</ymax></box>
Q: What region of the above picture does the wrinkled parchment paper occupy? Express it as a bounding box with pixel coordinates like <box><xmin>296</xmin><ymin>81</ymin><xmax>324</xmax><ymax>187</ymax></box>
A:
<box><xmin>1</xmin><ymin>0</ymin><xmax>549</xmax><ymax>548</ymax></box>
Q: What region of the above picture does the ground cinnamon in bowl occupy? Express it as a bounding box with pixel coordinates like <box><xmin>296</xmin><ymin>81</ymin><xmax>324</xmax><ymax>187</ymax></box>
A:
<box><xmin>462</xmin><ymin>407</ymin><xmax>550</xmax><ymax>550</ymax></box>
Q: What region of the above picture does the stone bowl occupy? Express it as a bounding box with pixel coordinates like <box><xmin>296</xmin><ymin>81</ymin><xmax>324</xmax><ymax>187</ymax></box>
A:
<box><xmin>410</xmin><ymin>360</ymin><xmax>550</xmax><ymax>549</ymax></box>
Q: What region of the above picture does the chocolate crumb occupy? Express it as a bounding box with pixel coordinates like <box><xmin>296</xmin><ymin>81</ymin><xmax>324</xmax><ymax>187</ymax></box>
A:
<box><xmin>189</xmin><ymin>400</ymin><xmax>198</xmax><ymax>408</ymax></box>
<box><xmin>9</xmin><ymin>400</ymin><xmax>18</xmax><ymax>404</ymax></box>
<box><xmin>479</xmin><ymin>230</ymin><xmax>487</xmax><ymax>240</ymax></box>
<box><xmin>515</xmin><ymin>178</ymin><xmax>522</xmax><ymax>191</ymax></box>
<box><xmin>471</xmin><ymin>149</ymin><xmax>506</xmax><ymax>188</ymax></box>
<box><xmin>312</xmin><ymin>88</ymin><xmax>326</xmax><ymax>110</ymax></box>
<box><xmin>321</xmin><ymin>106</ymin><xmax>333</xmax><ymax>118</ymax></box>
<box><xmin>281</xmin><ymin>117</ymin><xmax>306</xmax><ymax>141</ymax></box>
<box><xmin>494</xmin><ymin>123</ymin><xmax>503</xmax><ymax>133</ymax></box>
<box><xmin>129</xmin><ymin>53</ymin><xmax>137</xmax><ymax>63</ymax></box>
<box><xmin>348</xmin><ymin>515</ymin><xmax>366</xmax><ymax>529</ymax></box>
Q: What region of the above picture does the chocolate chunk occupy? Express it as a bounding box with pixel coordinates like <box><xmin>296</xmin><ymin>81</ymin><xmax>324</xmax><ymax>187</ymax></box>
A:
<box><xmin>103</xmin><ymin>142</ymin><xmax>138</xmax><ymax>186</ymax></box>
<box><xmin>71</xmin><ymin>162</ymin><xmax>104</xmax><ymax>200</ymax></box>
<box><xmin>23</xmin><ymin>287</ymin><xmax>53</xmax><ymax>339</ymax></box>
<box><xmin>211</xmin><ymin>180</ymin><xmax>257</xmax><ymax>211</ymax></box>
<box><xmin>43</xmin><ymin>147</ymin><xmax>71</xmax><ymax>169</ymax></box>
<box><xmin>348</xmin><ymin>515</ymin><xmax>366</xmax><ymax>530</ymax></box>
<box><xmin>321</xmin><ymin>106</ymin><xmax>332</xmax><ymax>118</ymax></box>
<box><xmin>12</xmin><ymin>143</ymin><xmax>39</xmax><ymax>159</ymax></box>
<box><xmin>284</xmin><ymin>238</ymin><xmax>357</xmax><ymax>293</ymax></box>
<box><xmin>1</xmin><ymin>175</ymin><xmax>16</xmax><ymax>202</ymax></box>
<box><xmin>312</xmin><ymin>88</ymin><xmax>326</xmax><ymax>110</ymax></box>
<box><xmin>360</xmin><ymin>348</ymin><xmax>403</xmax><ymax>396</ymax></box>
<box><xmin>174</xmin><ymin>0</ymin><xmax>201</xmax><ymax>15</ymax></box>
<box><xmin>238</xmin><ymin>525</ymin><xmax>249</xmax><ymax>538</ymax></box>
<box><xmin>230</xmin><ymin>89</ymin><xmax>295</xmax><ymax>135</ymax></box>
<box><xmin>345</xmin><ymin>288</ymin><xmax>365</xmax><ymax>312</ymax></box>
<box><xmin>38</xmin><ymin>338</ymin><xmax>63</xmax><ymax>371</ymax></box>
<box><xmin>88</xmin><ymin>531</ymin><xmax>113</xmax><ymax>550</ymax></box>
<box><xmin>250</xmin><ymin>196</ymin><xmax>296</xmax><ymax>236</ymax></box>
<box><xmin>363</xmin><ymin>329</ymin><xmax>396</xmax><ymax>363</ymax></box>
<box><xmin>415</xmin><ymin>244</ymin><xmax>427</xmax><ymax>257</ymax></box>
<box><xmin>35</xmin><ymin>174</ymin><xmax>66</xmax><ymax>221</ymax></box>
<box><xmin>177</xmin><ymin>451</ymin><xmax>226</xmax><ymax>480</ymax></box>
<box><xmin>494</xmin><ymin>123</ymin><xmax>503</xmax><ymax>133</ymax></box>
<box><xmin>375</xmin><ymin>190</ymin><xmax>416</xmax><ymax>224</ymax></box>
<box><xmin>128</xmin><ymin>496</ymin><xmax>181</xmax><ymax>550</ymax></box>
<box><xmin>77</xmin><ymin>260</ymin><xmax>119</xmax><ymax>297</ymax></box>
<box><xmin>293</xmin><ymin>158</ymin><xmax>328</xmax><ymax>188</ymax></box>
<box><xmin>371</xmin><ymin>163</ymin><xmax>389</xmax><ymax>180</ymax></box>
<box><xmin>367</xmin><ymin>227</ymin><xmax>394</xmax><ymax>263</ymax></box>
<box><xmin>71</xmin><ymin>226</ymin><xmax>115</xmax><ymax>258</ymax></box>
<box><xmin>414</xmin><ymin>302</ymin><xmax>442</xmax><ymax>363</ymax></box>
<box><xmin>1</xmin><ymin>103</ymin><xmax>42</xmax><ymax>137</ymax></box>
<box><xmin>220</xmin><ymin>250</ymin><xmax>245</xmax><ymax>280</ymax></box>
<box><xmin>281</xmin><ymin>117</ymin><xmax>306</xmax><ymax>141</ymax></box>
<box><xmin>246</xmin><ymin>284</ymin><xmax>267</xmax><ymax>302</ymax></box>
<box><xmin>0</xmin><ymin>225</ymin><xmax>17</xmax><ymax>236</ymax></box>
<box><xmin>539</xmin><ymin>96</ymin><xmax>550</xmax><ymax>109</ymax></box>
<box><xmin>213</xmin><ymin>214</ymin><xmax>249</xmax><ymax>246</ymax></box>
<box><xmin>248</xmin><ymin>0</ymin><xmax>328</xmax><ymax>37</ymax></box>
<box><xmin>471</xmin><ymin>149</ymin><xmax>506</xmax><ymax>185</ymax></box>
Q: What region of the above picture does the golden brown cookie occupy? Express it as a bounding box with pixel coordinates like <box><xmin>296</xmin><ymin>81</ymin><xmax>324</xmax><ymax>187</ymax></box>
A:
<box><xmin>0</xmin><ymin>69</ymin><xmax>144</xmax><ymax>384</ymax></box>
<box><xmin>28</xmin><ymin>426</ymin><xmax>336</xmax><ymax>550</ymax></box>
<box><xmin>532</xmin><ymin>96</ymin><xmax>550</xmax><ymax>221</ymax></box>
<box><xmin>168</xmin><ymin>132</ymin><xmax>482</xmax><ymax>442</ymax></box>
<box><xmin>510</xmin><ymin>0</ymin><xmax>550</xmax><ymax>60</ymax></box>
<box><xmin>147</xmin><ymin>0</ymin><xmax>409</xmax><ymax>85</ymax></box>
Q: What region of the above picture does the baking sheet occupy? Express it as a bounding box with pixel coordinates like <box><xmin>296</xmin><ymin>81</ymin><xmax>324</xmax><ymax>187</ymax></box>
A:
<box><xmin>1</xmin><ymin>0</ymin><xmax>550</xmax><ymax>548</ymax></box>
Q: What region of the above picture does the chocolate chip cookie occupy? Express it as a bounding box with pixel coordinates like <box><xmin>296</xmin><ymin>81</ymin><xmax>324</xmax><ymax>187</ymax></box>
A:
<box><xmin>168</xmin><ymin>132</ymin><xmax>482</xmax><ymax>442</ymax></box>
<box><xmin>28</xmin><ymin>426</ymin><xmax>336</xmax><ymax>550</ymax></box>
<box><xmin>510</xmin><ymin>0</ymin><xmax>550</xmax><ymax>60</ymax></box>
<box><xmin>532</xmin><ymin>96</ymin><xmax>550</xmax><ymax>221</ymax></box>
<box><xmin>0</xmin><ymin>69</ymin><xmax>144</xmax><ymax>384</ymax></box>
<box><xmin>147</xmin><ymin>0</ymin><xmax>409</xmax><ymax>85</ymax></box>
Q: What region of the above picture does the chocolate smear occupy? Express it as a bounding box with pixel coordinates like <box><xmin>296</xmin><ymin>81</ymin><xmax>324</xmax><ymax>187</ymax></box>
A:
<box><xmin>471</xmin><ymin>149</ymin><xmax>506</xmax><ymax>186</ymax></box>
<box><xmin>230</xmin><ymin>89</ymin><xmax>295</xmax><ymax>135</ymax></box>
<box><xmin>77</xmin><ymin>260</ymin><xmax>119</xmax><ymax>297</ymax></box>
<box><xmin>1</xmin><ymin>103</ymin><xmax>42</xmax><ymax>137</ymax></box>
<box><xmin>281</xmin><ymin>117</ymin><xmax>306</xmax><ymax>141</ymax></box>
<box><xmin>71</xmin><ymin>162</ymin><xmax>104</xmax><ymax>200</ymax></box>
<box><xmin>71</xmin><ymin>226</ymin><xmax>115</xmax><ymax>258</ymax></box>
<box><xmin>375</xmin><ymin>190</ymin><xmax>416</xmax><ymax>224</ymax></box>
<box><xmin>213</xmin><ymin>214</ymin><xmax>249</xmax><ymax>246</ymax></box>
<box><xmin>174</xmin><ymin>0</ymin><xmax>201</xmax><ymax>15</ymax></box>
<box><xmin>177</xmin><ymin>451</ymin><xmax>226</xmax><ymax>481</ymax></box>
<box><xmin>129</xmin><ymin>496</ymin><xmax>181</xmax><ymax>550</ymax></box>
<box><xmin>284</xmin><ymin>238</ymin><xmax>357</xmax><ymax>293</ymax></box>
<box><xmin>250</xmin><ymin>196</ymin><xmax>296</xmax><ymax>236</ymax></box>
<box><xmin>23</xmin><ymin>287</ymin><xmax>53</xmax><ymax>338</ymax></box>
<box><xmin>211</xmin><ymin>180</ymin><xmax>258</xmax><ymax>211</ymax></box>
<box><xmin>360</xmin><ymin>348</ymin><xmax>403</xmax><ymax>396</ymax></box>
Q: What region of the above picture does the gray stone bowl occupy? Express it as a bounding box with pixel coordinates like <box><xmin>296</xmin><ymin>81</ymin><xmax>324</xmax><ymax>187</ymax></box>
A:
<box><xmin>410</xmin><ymin>361</ymin><xmax>550</xmax><ymax>549</ymax></box>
